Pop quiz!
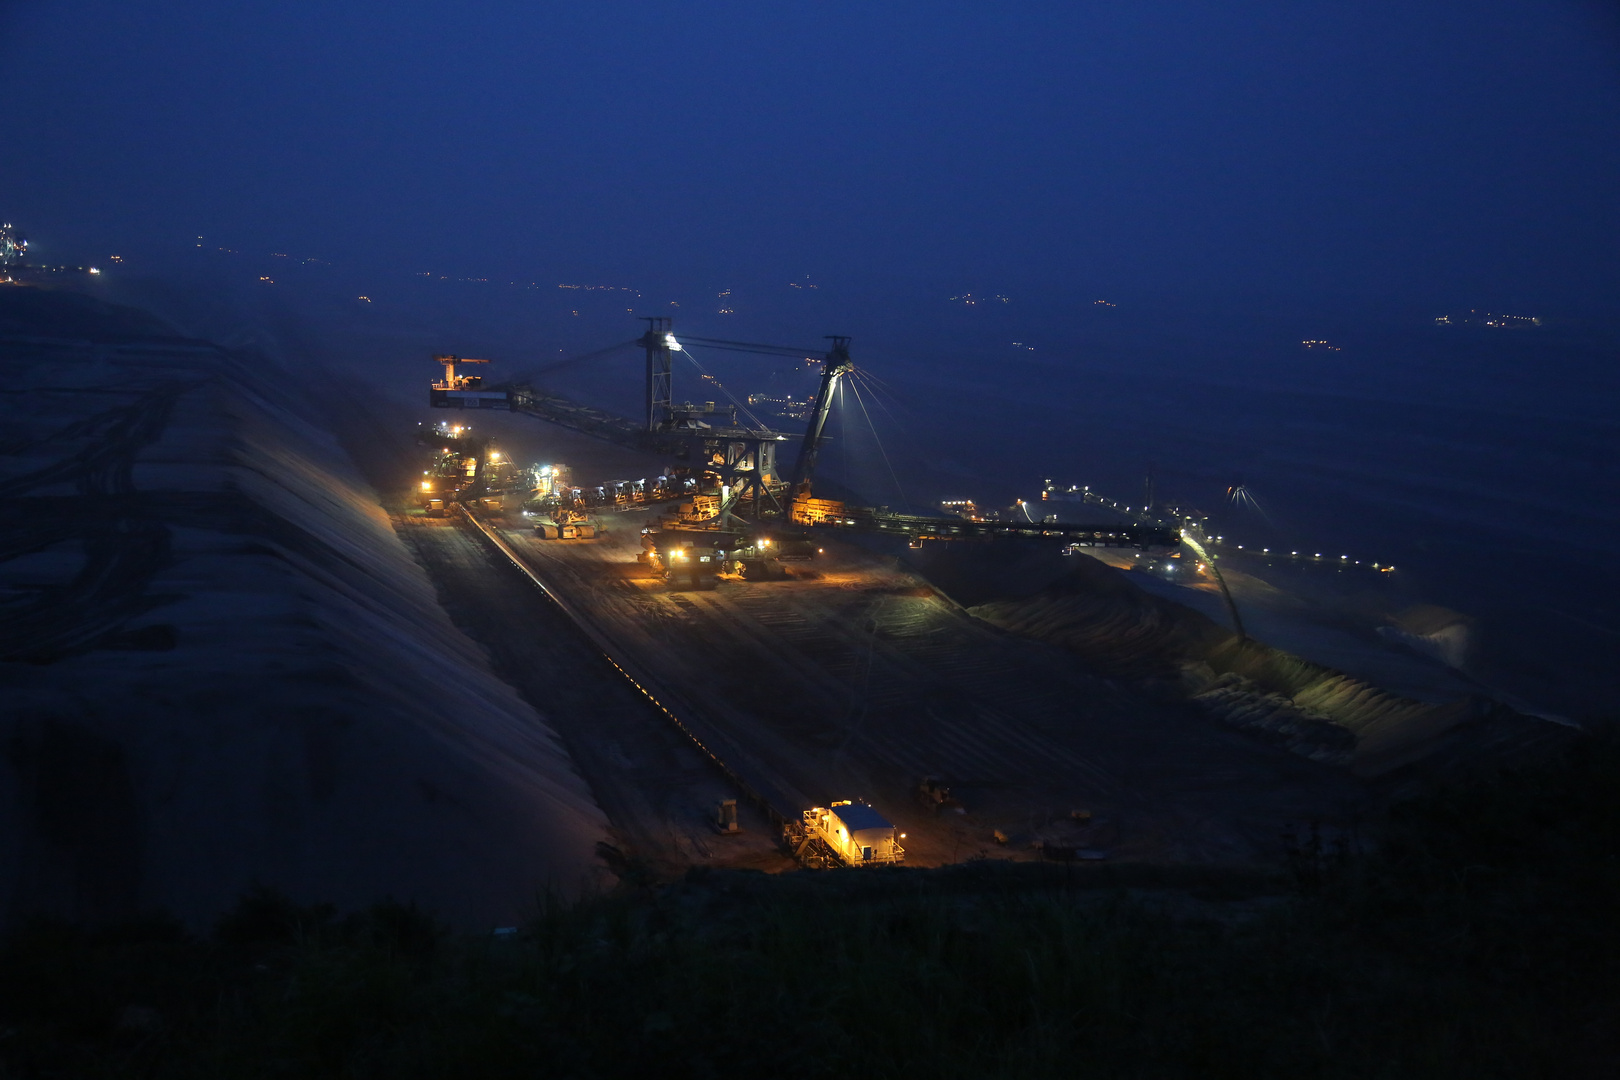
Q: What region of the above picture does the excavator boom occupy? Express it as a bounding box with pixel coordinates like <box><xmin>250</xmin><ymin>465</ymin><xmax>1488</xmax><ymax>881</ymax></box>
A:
<box><xmin>787</xmin><ymin>336</ymin><xmax>852</xmax><ymax>504</ymax></box>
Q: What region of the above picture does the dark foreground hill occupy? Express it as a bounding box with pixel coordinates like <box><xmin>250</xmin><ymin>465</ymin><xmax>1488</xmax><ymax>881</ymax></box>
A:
<box><xmin>1</xmin><ymin>736</ymin><xmax>1616</xmax><ymax>1079</ymax></box>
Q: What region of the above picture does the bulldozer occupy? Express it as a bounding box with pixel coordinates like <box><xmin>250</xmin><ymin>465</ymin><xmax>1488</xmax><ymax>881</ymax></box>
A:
<box><xmin>533</xmin><ymin>508</ymin><xmax>599</xmax><ymax>540</ymax></box>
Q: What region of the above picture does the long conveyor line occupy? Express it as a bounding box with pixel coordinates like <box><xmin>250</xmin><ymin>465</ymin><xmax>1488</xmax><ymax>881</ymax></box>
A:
<box><xmin>453</xmin><ymin>503</ymin><xmax>799</xmax><ymax>828</ymax></box>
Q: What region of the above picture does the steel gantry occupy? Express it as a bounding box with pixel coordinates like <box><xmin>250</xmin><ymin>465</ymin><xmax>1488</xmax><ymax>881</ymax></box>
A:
<box><xmin>425</xmin><ymin>321</ymin><xmax>1181</xmax><ymax>551</ymax></box>
<box><xmin>639</xmin><ymin>317</ymin><xmax>675</xmax><ymax>433</ymax></box>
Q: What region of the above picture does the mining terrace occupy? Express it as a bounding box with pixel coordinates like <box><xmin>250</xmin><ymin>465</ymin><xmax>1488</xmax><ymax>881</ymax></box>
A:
<box><xmin>395</xmin><ymin>489</ymin><xmax>1364</xmax><ymax>875</ymax></box>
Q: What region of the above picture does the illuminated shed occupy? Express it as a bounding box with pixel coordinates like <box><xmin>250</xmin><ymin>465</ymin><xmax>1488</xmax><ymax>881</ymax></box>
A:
<box><xmin>804</xmin><ymin>801</ymin><xmax>904</xmax><ymax>866</ymax></box>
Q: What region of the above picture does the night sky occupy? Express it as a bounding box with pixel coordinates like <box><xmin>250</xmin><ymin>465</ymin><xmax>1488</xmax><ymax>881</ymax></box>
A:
<box><xmin>3</xmin><ymin>1</ymin><xmax>1618</xmax><ymax>316</ymax></box>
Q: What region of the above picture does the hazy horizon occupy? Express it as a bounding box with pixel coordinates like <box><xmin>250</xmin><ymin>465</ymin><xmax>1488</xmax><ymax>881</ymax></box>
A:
<box><xmin>4</xmin><ymin>2</ymin><xmax>1619</xmax><ymax>316</ymax></box>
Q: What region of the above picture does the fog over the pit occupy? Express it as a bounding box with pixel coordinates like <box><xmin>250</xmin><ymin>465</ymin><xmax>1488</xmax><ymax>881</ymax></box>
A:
<box><xmin>82</xmin><ymin>261</ymin><xmax>1620</xmax><ymax>728</ymax></box>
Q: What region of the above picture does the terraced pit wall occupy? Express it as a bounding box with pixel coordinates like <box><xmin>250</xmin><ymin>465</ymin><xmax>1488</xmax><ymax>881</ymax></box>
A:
<box><xmin>0</xmin><ymin>288</ymin><xmax>609</xmax><ymax>929</ymax></box>
<box><xmin>910</xmin><ymin>543</ymin><xmax>1571</xmax><ymax>779</ymax></box>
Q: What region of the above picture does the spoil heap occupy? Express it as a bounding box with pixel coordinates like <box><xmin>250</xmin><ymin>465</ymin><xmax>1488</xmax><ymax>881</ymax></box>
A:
<box><xmin>0</xmin><ymin>288</ymin><xmax>608</xmax><ymax>928</ymax></box>
<box><xmin>912</xmin><ymin>543</ymin><xmax>1568</xmax><ymax>778</ymax></box>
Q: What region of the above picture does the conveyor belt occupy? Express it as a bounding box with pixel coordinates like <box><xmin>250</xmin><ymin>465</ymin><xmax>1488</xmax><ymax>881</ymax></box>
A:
<box><xmin>454</xmin><ymin>503</ymin><xmax>801</xmax><ymax>826</ymax></box>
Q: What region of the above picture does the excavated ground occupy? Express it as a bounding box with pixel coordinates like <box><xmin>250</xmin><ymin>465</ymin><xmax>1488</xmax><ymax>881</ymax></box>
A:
<box><xmin>351</xmin><ymin>372</ymin><xmax>1568</xmax><ymax>881</ymax></box>
<box><xmin>918</xmin><ymin>544</ymin><xmax>1574</xmax><ymax>779</ymax></box>
<box><xmin>456</xmin><ymin>502</ymin><xmax>1366</xmax><ymax>868</ymax></box>
<box><xmin>391</xmin><ymin>511</ymin><xmax>791</xmax><ymax>878</ymax></box>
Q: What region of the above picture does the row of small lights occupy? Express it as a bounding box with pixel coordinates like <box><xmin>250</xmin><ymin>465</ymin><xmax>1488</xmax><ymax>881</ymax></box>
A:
<box><xmin>1048</xmin><ymin>484</ymin><xmax>1395</xmax><ymax>573</ymax></box>
<box><xmin>1214</xmin><ymin>539</ymin><xmax>1394</xmax><ymax>572</ymax></box>
<box><xmin>193</xmin><ymin>239</ymin><xmax>824</xmax><ymax>308</ymax></box>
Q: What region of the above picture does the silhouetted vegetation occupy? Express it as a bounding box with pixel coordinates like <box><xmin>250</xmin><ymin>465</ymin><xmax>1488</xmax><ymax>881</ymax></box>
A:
<box><xmin>3</xmin><ymin>739</ymin><xmax>1616</xmax><ymax>1078</ymax></box>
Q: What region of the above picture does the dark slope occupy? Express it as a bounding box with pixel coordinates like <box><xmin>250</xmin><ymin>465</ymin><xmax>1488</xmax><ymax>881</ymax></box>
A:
<box><xmin>909</xmin><ymin>542</ymin><xmax>1571</xmax><ymax>777</ymax></box>
<box><xmin>0</xmin><ymin>287</ymin><xmax>609</xmax><ymax>928</ymax></box>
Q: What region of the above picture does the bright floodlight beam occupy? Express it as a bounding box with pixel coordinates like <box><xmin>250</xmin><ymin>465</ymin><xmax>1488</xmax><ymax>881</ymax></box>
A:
<box><xmin>786</xmin><ymin>336</ymin><xmax>854</xmax><ymax>507</ymax></box>
<box><xmin>1181</xmin><ymin>525</ymin><xmax>1245</xmax><ymax>640</ymax></box>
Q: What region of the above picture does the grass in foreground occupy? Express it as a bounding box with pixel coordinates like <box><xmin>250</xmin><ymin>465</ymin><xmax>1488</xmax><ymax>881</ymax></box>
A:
<box><xmin>2</xmin><ymin>739</ymin><xmax>1617</xmax><ymax>1079</ymax></box>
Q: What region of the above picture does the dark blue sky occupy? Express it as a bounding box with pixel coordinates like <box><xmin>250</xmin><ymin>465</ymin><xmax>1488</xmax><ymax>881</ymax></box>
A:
<box><xmin>3</xmin><ymin>1</ymin><xmax>1618</xmax><ymax>316</ymax></box>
